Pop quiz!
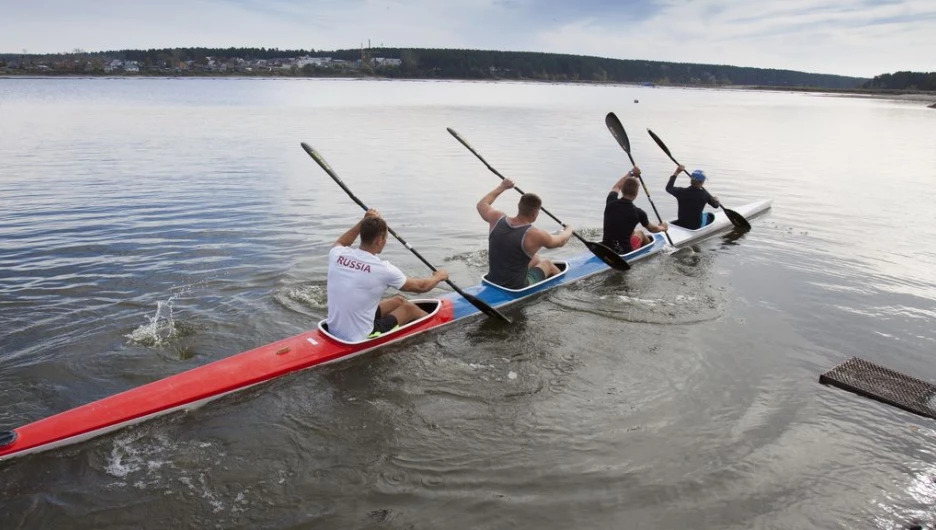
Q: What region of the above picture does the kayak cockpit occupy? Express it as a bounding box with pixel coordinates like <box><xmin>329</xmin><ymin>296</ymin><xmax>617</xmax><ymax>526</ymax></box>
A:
<box><xmin>621</xmin><ymin>233</ymin><xmax>664</xmax><ymax>257</ymax></box>
<box><xmin>670</xmin><ymin>212</ymin><xmax>717</xmax><ymax>232</ymax></box>
<box><xmin>317</xmin><ymin>299</ymin><xmax>442</xmax><ymax>345</ymax></box>
<box><xmin>0</xmin><ymin>431</ymin><xmax>16</xmax><ymax>448</ymax></box>
<box><xmin>481</xmin><ymin>261</ymin><xmax>569</xmax><ymax>293</ymax></box>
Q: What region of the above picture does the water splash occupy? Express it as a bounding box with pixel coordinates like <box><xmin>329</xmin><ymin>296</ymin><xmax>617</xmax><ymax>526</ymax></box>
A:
<box><xmin>576</xmin><ymin>227</ymin><xmax>602</xmax><ymax>241</ymax></box>
<box><xmin>551</xmin><ymin>287</ymin><xmax>723</xmax><ymax>325</ymax></box>
<box><xmin>445</xmin><ymin>248</ymin><xmax>489</xmax><ymax>268</ymax></box>
<box><xmin>126</xmin><ymin>294</ymin><xmax>181</xmax><ymax>347</ymax></box>
<box><xmin>285</xmin><ymin>283</ymin><xmax>327</xmax><ymax>310</ymax></box>
<box><xmin>102</xmin><ymin>429</ymin><xmax>250</xmax><ymax>515</ymax></box>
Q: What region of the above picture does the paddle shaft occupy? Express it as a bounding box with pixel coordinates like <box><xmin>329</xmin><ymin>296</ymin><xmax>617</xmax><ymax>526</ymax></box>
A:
<box><xmin>620</xmin><ymin>148</ymin><xmax>675</xmax><ymax>246</ymax></box>
<box><xmin>604</xmin><ymin>113</ymin><xmax>674</xmax><ymax>245</ymax></box>
<box><xmin>306</xmin><ymin>149</ymin><xmax>437</xmax><ymax>271</ymax></box>
<box><xmin>447</xmin><ymin>128</ymin><xmax>630</xmax><ymax>271</ymax></box>
<box><xmin>446</xmin><ymin>129</ymin><xmax>586</xmax><ymax>245</ymax></box>
<box><xmin>300</xmin><ymin>143</ymin><xmax>511</xmax><ymax>322</ymax></box>
<box><xmin>504</xmin><ymin>179</ymin><xmax>591</xmax><ymax>244</ymax></box>
<box><xmin>333</xmin><ymin>180</ymin><xmax>429</xmax><ymax>268</ymax></box>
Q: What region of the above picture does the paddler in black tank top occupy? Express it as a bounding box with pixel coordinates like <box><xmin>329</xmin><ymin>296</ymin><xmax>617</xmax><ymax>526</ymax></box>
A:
<box><xmin>477</xmin><ymin>178</ymin><xmax>574</xmax><ymax>289</ymax></box>
<box><xmin>602</xmin><ymin>167</ymin><xmax>668</xmax><ymax>254</ymax></box>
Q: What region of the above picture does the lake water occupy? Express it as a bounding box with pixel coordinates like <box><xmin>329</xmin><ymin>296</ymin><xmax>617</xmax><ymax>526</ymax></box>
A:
<box><xmin>1</xmin><ymin>78</ymin><xmax>935</xmax><ymax>529</ymax></box>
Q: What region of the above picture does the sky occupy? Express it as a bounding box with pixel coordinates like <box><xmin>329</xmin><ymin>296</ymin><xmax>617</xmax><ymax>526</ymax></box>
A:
<box><xmin>1</xmin><ymin>0</ymin><xmax>934</xmax><ymax>77</ymax></box>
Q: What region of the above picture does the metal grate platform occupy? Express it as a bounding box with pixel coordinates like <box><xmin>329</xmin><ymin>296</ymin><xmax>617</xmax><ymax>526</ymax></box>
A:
<box><xmin>819</xmin><ymin>357</ymin><xmax>936</xmax><ymax>420</ymax></box>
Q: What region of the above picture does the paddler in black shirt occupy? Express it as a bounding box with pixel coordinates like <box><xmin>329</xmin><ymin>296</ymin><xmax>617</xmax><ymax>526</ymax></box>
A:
<box><xmin>602</xmin><ymin>167</ymin><xmax>668</xmax><ymax>255</ymax></box>
<box><xmin>665</xmin><ymin>164</ymin><xmax>721</xmax><ymax>229</ymax></box>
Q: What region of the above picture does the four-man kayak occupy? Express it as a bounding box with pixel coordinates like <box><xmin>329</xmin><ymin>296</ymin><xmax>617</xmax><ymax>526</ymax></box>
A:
<box><xmin>0</xmin><ymin>199</ymin><xmax>772</xmax><ymax>462</ymax></box>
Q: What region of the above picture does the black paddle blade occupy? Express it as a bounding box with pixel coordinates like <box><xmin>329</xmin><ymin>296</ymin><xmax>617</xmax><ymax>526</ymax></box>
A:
<box><xmin>605</xmin><ymin>112</ymin><xmax>631</xmax><ymax>154</ymax></box>
<box><xmin>447</xmin><ymin>127</ymin><xmax>469</xmax><ymax>147</ymax></box>
<box><xmin>447</xmin><ymin>127</ymin><xmax>510</xmax><ymax>182</ymax></box>
<box><xmin>301</xmin><ymin>143</ymin><xmax>338</xmax><ymax>179</ymax></box>
<box><xmin>300</xmin><ymin>142</ymin><xmax>371</xmax><ymax>212</ymax></box>
<box><xmin>447</xmin><ymin>127</ymin><xmax>481</xmax><ymax>159</ymax></box>
<box><xmin>462</xmin><ymin>292</ymin><xmax>512</xmax><ymax>324</ymax></box>
<box><xmin>585</xmin><ymin>241</ymin><xmax>631</xmax><ymax>271</ymax></box>
<box><xmin>723</xmin><ymin>207</ymin><xmax>751</xmax><ymax>231</ymax></box>
<box><xmin>646</xmin><ymin>129</ymin><xmax>674</xmax><ymax>159</ymax></box>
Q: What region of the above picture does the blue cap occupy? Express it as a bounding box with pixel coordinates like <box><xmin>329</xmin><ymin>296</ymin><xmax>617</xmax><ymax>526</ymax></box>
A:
<box><xmin>690</xmin><ymin>169</ymin><xmax>706</xmax><ymax>182</ymax></box>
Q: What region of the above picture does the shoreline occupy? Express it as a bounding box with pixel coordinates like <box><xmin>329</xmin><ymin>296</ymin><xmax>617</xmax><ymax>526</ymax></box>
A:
<box><xmin>730</xmin><ymin>84</ymin><xmax>936</xmax><ymax>103</ymax></box>
<box><xmin>3</xmin><ymin>74</ymin><xmax>934</xmax><ymax>104</ymax></box>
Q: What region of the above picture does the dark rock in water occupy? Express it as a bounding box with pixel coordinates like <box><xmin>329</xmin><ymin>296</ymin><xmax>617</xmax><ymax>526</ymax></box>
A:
<box><xmin>634</xmin><ymin>99</ymin><xmax>639</xmax><ymax>103</ymax></box>
<box><xmin>928</xmin><ymin>102</ymin><xmax>936</xmax><ymax>109</ymax></box>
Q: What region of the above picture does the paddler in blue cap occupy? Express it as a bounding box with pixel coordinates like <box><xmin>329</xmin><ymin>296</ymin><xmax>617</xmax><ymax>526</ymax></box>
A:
<box><xmin>665</xmin><ymin>165</ymin><xmax>721</xmax><ymax>229</ymax></box>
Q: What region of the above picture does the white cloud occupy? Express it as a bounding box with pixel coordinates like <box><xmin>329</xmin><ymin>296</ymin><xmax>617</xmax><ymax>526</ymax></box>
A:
<box><xmin>533</xmin><ymin>0</ymin><xmax>936</xmax><ymax>76</ymax></box>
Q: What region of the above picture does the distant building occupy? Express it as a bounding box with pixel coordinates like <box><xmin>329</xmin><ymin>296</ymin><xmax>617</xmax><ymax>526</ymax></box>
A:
<box><xmin>374</xmin><ymin>57</ymin><xmax>401</xmax><ymax>67</ymax></box>
<box><xmin>104</xmin><ymin>59</ymin><xmax>123</xmax><ymax>73</ymax></box>
<box><xmin>297</xmin><ymin>56</ymin><xmax>332</xmax><ymax>67</ymax></box>
<box><xmin>124</xmin><ymin>61</ymin><xmax>140</xmax><ymax>73</ymax></box>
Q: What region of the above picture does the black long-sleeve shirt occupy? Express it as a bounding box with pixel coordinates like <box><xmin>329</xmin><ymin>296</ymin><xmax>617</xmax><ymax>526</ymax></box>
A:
<box><xmin>665</xmin><ymin>175</ymin><xmax>720</xmax><ymax>230</ymax></box>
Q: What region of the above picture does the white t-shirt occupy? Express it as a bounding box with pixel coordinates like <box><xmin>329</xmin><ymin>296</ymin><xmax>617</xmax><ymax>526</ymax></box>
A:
<box><xmin>325</xmin><ymin>245</ymin><xmax>407</xmax><ymax>341</ymax></box>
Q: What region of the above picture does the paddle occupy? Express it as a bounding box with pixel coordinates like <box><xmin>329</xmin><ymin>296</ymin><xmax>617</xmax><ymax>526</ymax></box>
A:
<box><xmin>446</xmin><ymin>128</ymin><xmax>630</xmax><ymax>272</ymax></box>
<box><xmin>300</xmin><ymin>142</ymin><xmax>512</xmax><ymax>324</ymax></box>
<box><xmin>646</xmin><ymin>129</ymin><xmax>751</xmax><ymax>231</ymax></box>
<box><xmin>604</xmin><ymin>112</ymin><xmax>675</xmax><ymax>246</ymax></box>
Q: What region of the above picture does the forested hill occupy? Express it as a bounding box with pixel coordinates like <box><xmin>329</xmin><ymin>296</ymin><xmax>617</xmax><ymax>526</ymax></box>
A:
<box><xmin>339</xmin><ymin>48</ymin><xmax>865</xmax><ymax>88</ymax></box>
<box><xmin>862</xmin><ymin>71</ymin><xmax>936</xmax><ymax>91</ymax></box>
<box><xmin>1</xmin><ymin>46</ymin><xmax>866</xmax><ymax>88</ymax></box>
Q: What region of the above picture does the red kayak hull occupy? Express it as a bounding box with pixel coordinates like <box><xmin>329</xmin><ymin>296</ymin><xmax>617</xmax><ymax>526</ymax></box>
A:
<box><xmin>0</xmin><ymin>299</ymin><xmax>455</xmax><ymax>461</ymax></box>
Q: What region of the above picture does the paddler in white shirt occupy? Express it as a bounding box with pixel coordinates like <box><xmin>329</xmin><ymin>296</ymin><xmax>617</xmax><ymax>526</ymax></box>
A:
<box><xmin>325</xmin><ymin>209</ymin><xmax>448</xmax><ymax>341</ymax></box>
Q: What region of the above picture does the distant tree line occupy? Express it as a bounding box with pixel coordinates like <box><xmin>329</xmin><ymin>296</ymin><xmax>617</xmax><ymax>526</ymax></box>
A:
<box><xmin>862</xmin><ymin>71</ymin><xmax>936</xmax><ymax>91</ymax></box>
<box><xmin>1</xmin><ymin>46</ymin><xmax>869</xmax><ymax>88</ymax></box>
<box><xmin>367</xmin><ymin>48</ymin><xmax>868</xmax><ymax>88</ymax></box>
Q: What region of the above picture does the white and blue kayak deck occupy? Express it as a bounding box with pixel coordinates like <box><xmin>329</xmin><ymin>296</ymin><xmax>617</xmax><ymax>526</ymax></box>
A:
<box><xmin>445</xmin><ymin>198</ymin><xmax>772</xmax><ymax>320</ymax></box>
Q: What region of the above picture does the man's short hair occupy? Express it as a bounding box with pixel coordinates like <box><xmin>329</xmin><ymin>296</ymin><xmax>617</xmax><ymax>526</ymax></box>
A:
<box><xmin>360</xmin><ymin>217</ymin><xmax>388</xmax><ymax>245</ymax></box>
<box><xmin>622</xmin><ymin>177</ymin><xmax>640</xmax><ymax>197</ymax></box>
<box><xmin>518</xmin><ymin>193</ymin><xmax>542</xmax><ymax>217</ymax></box>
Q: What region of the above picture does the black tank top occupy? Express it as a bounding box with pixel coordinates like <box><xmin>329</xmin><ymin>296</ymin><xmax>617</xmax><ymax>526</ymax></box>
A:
<box><xmin>488</xmin><ymin>216</ymin><xmax>532</xmax><ymax>289</ymax></box>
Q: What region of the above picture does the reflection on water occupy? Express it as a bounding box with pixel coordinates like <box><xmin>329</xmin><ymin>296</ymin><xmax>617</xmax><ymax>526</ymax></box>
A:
<box><xmin>1</xmin><ymin>78</ymin><xmax>935</xmax><ymax>528</ymax></box>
